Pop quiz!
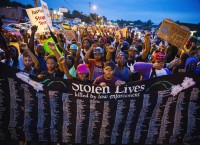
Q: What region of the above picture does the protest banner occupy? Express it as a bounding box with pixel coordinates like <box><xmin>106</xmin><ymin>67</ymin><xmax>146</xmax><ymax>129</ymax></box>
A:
<box><xmin>157</xmin><ymin>18</ymin><xmax>191</xmax><ymax>48</ymax></box>
<box><xmin>26</xmin><ymin>7</ymin><xmax>49</xmax><ymax>33</ymax></box>
<box><xmin>0</xmin><ymin>62</ymin><xmax>200</xmax><ymax>144</ymax></box>
<box><xmin>40</xmin><ymin>0</ymin><xmax>53</xmax><ymax>30</ymax></box>
<box><xmin>43</xmin><ymin>37</ymin><xmax>62</xmax><ymax>56</ymax></box>
<box><xmin>115</xmin><ymin>27</ymin><xmax>128</xmax><ymax>38</ymax></box>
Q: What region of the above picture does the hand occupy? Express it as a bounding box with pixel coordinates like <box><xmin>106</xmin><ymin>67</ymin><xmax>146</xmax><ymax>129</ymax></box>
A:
<box><xmin>99</xmin><ymin>82</ymin><xmax>106</xmax><ymax>87</ymax></box>
<box><xmin>47</xmin><ymin>42</ymin><xmax>56</xmax><ymax>50</ymax></box>
<box><xmin>20</xmin><ymin>29</ymin><xmax>27</xmax><ymax>36</ymax></box>
<box><xmin>115</xmin><ymin>80</ymin><xmax>125</xmax><ymax>86</ymax></box>
<box><xmin>178</xmin><ymin>69</ymin><xmax>186</xmax><ymax>73</ymax></box>
<box><xmin>31</xmin><ymin>25</ymin><xmax>38</xmax><ymax>33</ymax></box>
<box><xmin>20</xmin><ymin>42</ymin><xmax>28</xmax><ymax>50</ymax></box>
<box><xmin>76</xmin><ymin>42</ymin><xmax>82</xmax><ymax>49</ymax></box>
<box><xmin>153</xmin><ymin>63</ymin><xmax>163</xmax><ymax>70</ymax></box>
<box><xmin>38</xmin><ymin>74</ymin><xmax>46</xmax><ymax>79</ymax></box>
<box><xmin>91</xmin><ymin>43</ymin><xmax>98</xmax><ymax>50</ymax></box>
<box><xmin>108</xmin><ymin>45</ymin><xmax>115</xmax><ymax>53</ymax></box>
<box><xmin>59</xmin><ymin>56</ymin><xmax>66</xmax><ymax>64</ymax></box>
<box><xmin>128</xmin><ymin>63</ymin><xmax>134</xmax><ymax>73</ymax></box>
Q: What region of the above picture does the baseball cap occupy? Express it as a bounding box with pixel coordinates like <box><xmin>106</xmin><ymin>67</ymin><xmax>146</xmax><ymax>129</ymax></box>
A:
<box><xmin>104</xmin><ymin>61</ymin><xmax>116</xmax><ymax>70</ymax></box>
<box><xmin>154</xmin><ymin>52</ymin><xmax>166</xmax><ymax>62</ymax></box>
<box><xmin>70</xmin><ymin>44</ymin><xmax>78</xmax><ymax>50</ymax></box>
<box><xmin>93</xmin><ymin>47</ymin><xmax>104</xmax><ymax>54</ymax></box>
<box><xmin>129</xmin><ymin>45</ymin><xmax>138</xmax><ymax>52</ymax></box>
<box><xmin>117</xmin><ymin>52</ymin><xmax>126</xmax><ymax>59</ymax></box>
<box><xmin>77</xmin><ymin>64</ymin><xmax>89</xmax><ymax>74</ymax></box>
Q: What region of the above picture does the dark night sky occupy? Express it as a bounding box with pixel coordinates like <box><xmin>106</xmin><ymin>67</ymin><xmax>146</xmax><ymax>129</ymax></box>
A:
<box><xmin>14</xmin><ymin>0</ymin><xmax>200</xmax><ymax>24</ymax></box>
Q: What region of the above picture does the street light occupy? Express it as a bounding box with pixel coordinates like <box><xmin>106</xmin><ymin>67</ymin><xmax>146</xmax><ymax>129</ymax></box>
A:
<box><xmin>92</xmin><ymin>5</ymin><xmax>97</xmax><ymax>10</ymax></box>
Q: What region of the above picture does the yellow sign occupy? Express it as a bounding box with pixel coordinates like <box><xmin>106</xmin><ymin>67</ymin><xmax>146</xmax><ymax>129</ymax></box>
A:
<box><xmin>115</xmin><ymin>27</ymin><xmax>127</xmax><ymax>39</ymax></box>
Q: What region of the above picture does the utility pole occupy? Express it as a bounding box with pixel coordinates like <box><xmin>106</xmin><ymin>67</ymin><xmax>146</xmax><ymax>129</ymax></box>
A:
<box><xmin>89</xmin><ymin>1</ymin><xmax>91</xmax><ymax>15</ymax></box>
<box><xmin>34</xmin><ymin>0</ymin><xmax>38</xmax><ymax>7</ymax></box>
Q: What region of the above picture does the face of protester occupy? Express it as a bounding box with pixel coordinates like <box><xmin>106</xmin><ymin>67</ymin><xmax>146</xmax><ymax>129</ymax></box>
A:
<box><xmin>83</xmin><ymin>40</ymin><xmax>90</xmax><ymax>49</ymax></box>
<box><xmin>98</xmin><ymin>38</ymin><xmax>105</xmax><ymax>47</ymax></box>
<box><xmin>23</xmin><ymin>56</ymin><xmax>33</xmax><ymax>69</ymax></box>
<box><xmin>196</xmin><ymin>50</ymin><xmax>200</xmax><ymax>59</ymax></box>
<box><xmin>46</xmin><ymin>58</ymin><xmax>57</xmax><ymax>71</ymax></box>
<box><xmin>128</xmin><ymin>49</ymin><xmax>137</xmax><ymax>58</ymax></box>
<box><xmin>66</xmin><ymin>57</ymin><xmax>73</xmax><ymax>68</ymax></box>
<box><xmin>119</xmin><ymin>39</ymin><xmax>124</xmax><ymax>45</ymax></box>
<box><xmin>69</xmin><ymin>49</ymin><xmax>77</xmax><ymax>56</ymax></box>
<box><xmin>154</xmin><ymin>61</ymin><xmax>165</xmax><ymax>70</ymax></box>
<box><xmin>115</xmin><ymin>35</ymin><xmax>119</xmax><ymax>41</ymax></box>
<box><xmin>77</xmin><ymin>73</ymin><xmax>87</xmax><ymax>81</ymax></box>
<box><xmin>117</xmin><ymin>55</ymin><xmax>126</xmax><ymax>66</ymax></box>
<box><xmin>94</xmin><ymin>53</ymin><xmax>102</xmax><ymax>61</ymax></box>
<box><xmin>10</xmin><ymin>46</ymin><xmax>17</xmax><ymax>58</ymax></box>
<box><xmin>37</xmin><ymin>45</ymin><xmax>45</xmax><ymax>56</ymax></box>
<box><xmin>104</xmin><ymin>67</ymin><xmax>114</xmax><ymax>79</ymax></box>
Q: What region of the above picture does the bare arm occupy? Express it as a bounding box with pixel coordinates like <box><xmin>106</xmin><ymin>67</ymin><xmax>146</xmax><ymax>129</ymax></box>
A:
<box><xmin>59</xmin><ymin>56</ymin><xmax>73</xmax><ymax>79</ymax></box>
<box><xmin>28</xmin><ymin>25</ymin><xmax>38</xmax><ymax>54</ymax></box>
<box><xmin>106</xmin><ymin>45</ymin><xmax>115</xmax><ymax>61</ymax></box>
<box><xmin>56</xmin><ymin>33</ymin><xmax>71</xmax><ymax>56</ymax></box>
<box><xmin>74</xmin><ymin>42</ymin><xmax>82</xmax><ymax>69</ymax></box>
<box><xmin>84</xmin><ymin>43</ymin><xmax>97</xmax><ymax>63</ymax></box>
<box><xmin>48</xmin><ymin>42</ymin><xmax>63</xmax><ymax>72</ymax></box>
<box><xmin>141</xmin><ymin>34</ymin><xmax>150</xmax><ymax>60</ymax></box>
<box><xmin>20</xmin><ymin>42</ymin><xmax>39</xmax><ymax>70</ymax></box>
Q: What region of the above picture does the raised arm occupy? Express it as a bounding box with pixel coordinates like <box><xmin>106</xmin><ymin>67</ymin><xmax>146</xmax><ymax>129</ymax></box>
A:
<box><xmin>74</xmin><ymin>42</ymin><xmax>82</xmax><ymax>69</ymax></box>
<box><xmin>141</xmin><ymin>34</ymin><xmax>151</xmax><ymax>60</ymax></box>
<box><xmin>106</xmin><ymin>45</ymin><xmax>115</xmax><ymax>61</ymax></box>
<box><xmin>28</xmin><ymin>25</ymin><xmax>38</xmax><ymax>54</ymax></box>
<box><xmin>20</xmin><ymin>42</ymin><xmax>39</xmax><ymax>70</ymax></box>
<box><xmin>48</xmin><ymin>42</ymin><xmax>63</xmax><ymax>71</ymax></box>
<box><xmin>84</xmin><ymin>43</ymin><xmax>97</xmax><ymax>63</ymax></box>
<box><xmin>59</xmin><ymin>56</ymin><xmax>73</xmax><ymax>79</ymax></box>
<box><xmin>56</xmin><ymin>33</ymin><xmax>71</xmax><ymax>56</ymax></box>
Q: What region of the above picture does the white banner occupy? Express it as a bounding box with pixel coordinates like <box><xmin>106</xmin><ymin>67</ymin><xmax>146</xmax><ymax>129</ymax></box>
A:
<box><xmin>26</xmin><ymin>7</ymin><xmax>49</xmax><ymax>33</ymax></box>
<box><xmin>59</xmin><ymin>7</ymin><xmax>68</xmax><ymax>13</ymax></box>
<box><xmin>40</xmin><ymin>0</ymin><xmax>53</xmax><ymax>29</ymax></box>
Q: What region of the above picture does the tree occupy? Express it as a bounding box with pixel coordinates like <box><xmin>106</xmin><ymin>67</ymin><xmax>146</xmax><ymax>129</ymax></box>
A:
<box><xmin>0</xmin><ymin>0</ymin><xmax>10</xmax><ymax>7</ymax></box>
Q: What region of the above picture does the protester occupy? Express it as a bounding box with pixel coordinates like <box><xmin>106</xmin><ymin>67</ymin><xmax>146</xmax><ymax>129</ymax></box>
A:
<box><xmin>114</xmin><ymin>52</ymin><xmax>131</xmax><ymax>82</ymax></box>
<box><xmin>172</xmin><ymin>53</ymin><xmax>190</xmax><ymax>73</ymax></box>
<box><xmin>60</xmin><ymin>56</ymin><xmax>91</xmax><ymax>83</ymax></box>
<box><xmin>38</xmin><ymin>54</ymin><xmax>64</xmax><ymax>79</ymax></box>
<box><xmin>84</xmin><ymin>45</ymin><xmax>105</xmax><ymax>81</ymax></box>
<box><xmin>1</xmin><ymin>45</ymin><xmax>19</xmax><ymax>68</ymax></box>
<box><xmin>0</xmin><ymin>48</ymin><xmax>5</xmax><ymax>61</ymax></box>
<box><xmin>20</xmin><ymin>42</ymin><xmax>40</xmax><ymax>75</ymax></box>
<box><xmin>93</xmin><ymin>61</ymin><xmax>125</xmax><ymax>86</ymax></box>
<box><xmin>134</xmin><ymin>52</ymin><xmax>171</xmax><ymax>80</ymax></box>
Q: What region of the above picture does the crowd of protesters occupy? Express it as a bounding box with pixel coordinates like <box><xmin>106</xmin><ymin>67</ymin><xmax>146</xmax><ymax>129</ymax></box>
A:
<box><xmin>0</xmin><ymin>17</ymin><xmax>200</xmax><ymax>88</ymax></box>
<box><xmin>1</xmin><ymin>15</ymin><xmax>200</xmax><ymax>145</ymax></box>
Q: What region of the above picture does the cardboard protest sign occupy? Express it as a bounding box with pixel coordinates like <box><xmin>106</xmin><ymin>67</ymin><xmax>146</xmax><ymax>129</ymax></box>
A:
<box><xmin>115</xmin><ymin>27</ymin><xmax>127</xmax><ymax>38</ymax></box>
<box><xmin>40</xmin><ymin>0</ymin><xmax>53</xmax><ymax>30</ymax></box>
<box><xmin>157</xmin><ymin>18</ymin><xmax>191</xmax><ymax>48</ymax></box>
<box><xmin>43</xmin><ymin>37</ymin><xmax>62</xmax><ymax>56</ymax></box>
<box><xmin>64</xmin><ymin>30</ymin><xmax>76</xmax><ymax>41</ymax></box>
<box><xmin>26</xmin><ymin>7</ymin><xmax>49</xmax><ymax>33</ymax></box>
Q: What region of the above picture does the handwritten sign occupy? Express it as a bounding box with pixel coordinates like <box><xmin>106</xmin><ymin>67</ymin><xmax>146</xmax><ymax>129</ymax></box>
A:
<box><xmin>40</xmin><ymin>0</ymin><xmax>53</xmax><ymax>29</ymax></box>
<box><xmin>157</xmin><ymin>18</ymin><xmax>191</xmax><ymax>48</ymax></box>
<box><xmin>26</xmin><ymin>7</ymin><xmax>49</xmax><ymax>33</ymax></box>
